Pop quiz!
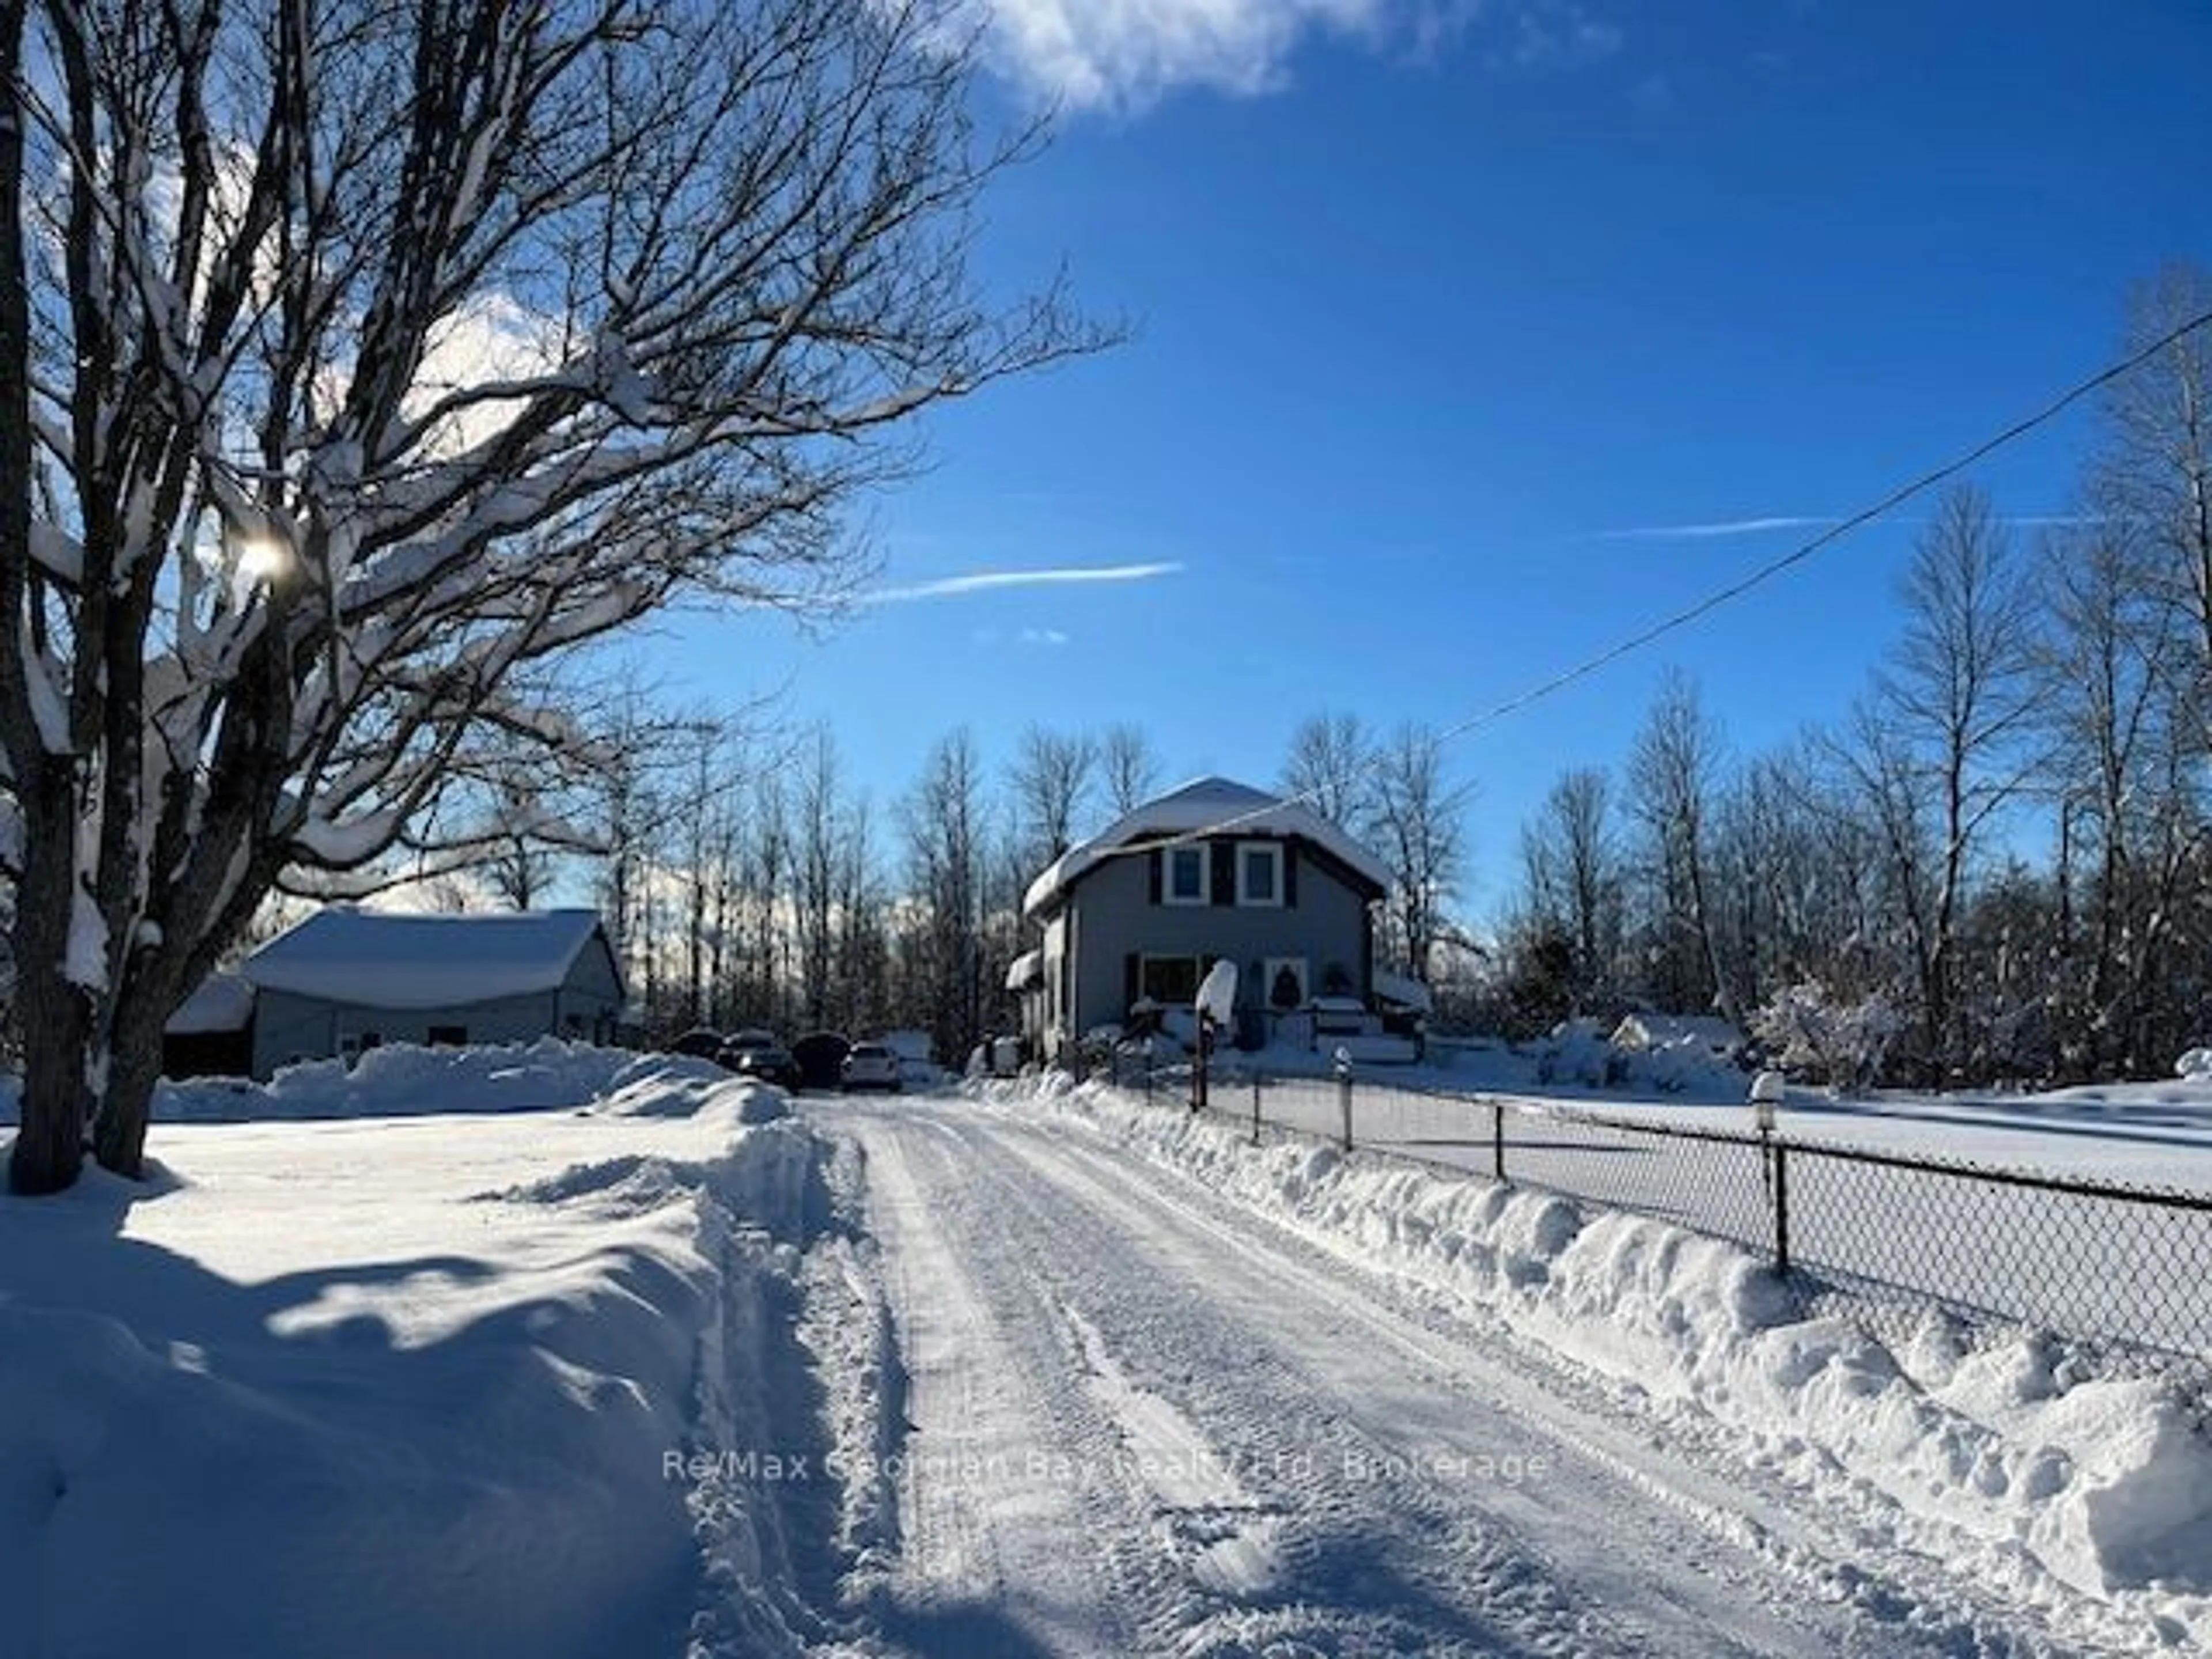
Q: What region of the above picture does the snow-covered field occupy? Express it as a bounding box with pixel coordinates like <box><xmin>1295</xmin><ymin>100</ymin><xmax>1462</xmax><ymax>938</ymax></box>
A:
<box><xmin>1181</xmin><ymin>1028</ymin><xmax>2212</xmax><ymax>1187</ymax></box>
<box><xmin>3</xmin><ymin>1041</ymin><xmax>2209</xmax><ymax>1654</ymax></box>
<box><xmin>1156</xmin><ymin>1044</ymin><xmax>2212</xmax><ymax>1368</ymax></box>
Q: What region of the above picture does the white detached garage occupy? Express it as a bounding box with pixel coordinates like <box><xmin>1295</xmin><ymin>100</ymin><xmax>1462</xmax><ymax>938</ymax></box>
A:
<box><xmin>241</xmin><ymin>908</ymin><xmax>626</xmax><ymax>1079</ymax></box>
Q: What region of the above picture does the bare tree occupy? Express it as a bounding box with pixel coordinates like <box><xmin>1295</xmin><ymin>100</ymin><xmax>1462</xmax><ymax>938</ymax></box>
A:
<box><xmin>1281</xmin><ymin>712</ymin><xmax>1376</xmax><ymax>830</ymax></box>
<box><xmin>2035</xmin><ymin>518</ymin><xmax>2204</xmax><ymax>1075</ymax></box>
<box><xmin>1367</xmin><ymin>723</ymin><xmax>1472</xmax><ymax>982</ymax></box>
<box><xmin>793</xmin><ymin>725</ymin><xmax>855</xmax><ymax>1031</ymax></box>
<box><xmin>2092</xmin><ymin>264</ymin><xmax>2212</xmax><ymax>710</ymax></box>
<box><xmin>578</xmin><ymin>669</ymin><xmax>687</xmax><ymax>980</ymax></box>
<box><xmin>899</xmin><ymin>728</ymin><xmax>994</xmax><ymax>1064</ymax></box>
<box><xmin>833</xmin><ymin>794</ymin><xmax>892</xmax><ymax>1035</ymax></box>
<box><xmin>732</xmin><ymin>766</ymin><xmax>792</xmax><ymax>1029</ymax></box>
<box><xmin>1707</xmin><ymin>742</ymin><xmax>1866</xmax><ymax>1013</ymax></box>
<box><xmin>1876</xmin><ymin>485</ymin><xmax>2038</xmax><ymax>1074</ymax></box>
<box><xmin>1007</xmin><ymin>725</ymin><xmax>1095</xmax><ymax>869</ymax></box>
<box><xmin>1624</xmin><ymin>671</ymin><xmax>1733</xmax><ymax>1021</ymax></box>
<box><xmin>0</xmin><ymin>0</ymin><xmax>1099</xmax><ymax>1191</ymax></box>
<box><xmin>479</xmin><ymin>780</ymin><xmax>562</xmax><ymax>912</ymax></box>
<box><xmin>1517</xmin><ymin>766</ymin><xmax>1622</xmax><ymax>1015</ymax></box>
<box><xmin>1099</xmin><ymin>723</ymin><xmax>1160</xmax><ymax>817</ymax></box>
<box><xmin>678</xmin><ymin>721</ymin><xmax>741</xmax><ymax>1027</ymax></box>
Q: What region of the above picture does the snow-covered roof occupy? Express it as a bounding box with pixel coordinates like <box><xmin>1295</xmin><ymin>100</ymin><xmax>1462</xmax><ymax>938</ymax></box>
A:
<box><xmin>241</xmin><ymin>908</ymin><xmax>613</xmax><ymax>1010</ymax></box>
<box><xmin>165</xmin><ymin>971</ymin><xmax>256</xmax><ymax>1035</ymax></box>
<box><xmin>1022</xmin><ymin>777</ymin><xmax>1391</xmax><ymax>918</ymax></box>
<box><xmin>1005</xmin><ymin>949</ymin><xmax>1043</xmax><ymax>992</ymax></box>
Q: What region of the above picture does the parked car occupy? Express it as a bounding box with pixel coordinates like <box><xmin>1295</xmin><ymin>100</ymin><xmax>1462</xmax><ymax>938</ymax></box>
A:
<box><xmin>719</xmin><ymin>1029</ymin><xmax>802</xmax><ymax>1090</ymax></box>
<box><xmin>669</xmin><ymin>1026</ymin><xmax>726</xmax><ymax>1060</ymax></box>
<box><xmin>841</xmin><ymin>1041</ymin><xmax>902</xmax><ymax>1093</ymax></box>
<box><xmin>790</xmin><ymin>1031</ymin><xmax>852</xmax><ymax>1093</ymax></box>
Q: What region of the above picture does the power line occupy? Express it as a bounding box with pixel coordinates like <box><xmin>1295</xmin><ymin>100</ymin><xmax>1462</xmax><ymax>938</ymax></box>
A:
<box><xmin>1425</xmin><ymin>304</ymin><xmax>2212</xmax><ymax>756</ymax></box>
<box><xmin>1162</xmin><ymin>304</ymin><xmax>2212</xmax><ymax>854</ymax></box>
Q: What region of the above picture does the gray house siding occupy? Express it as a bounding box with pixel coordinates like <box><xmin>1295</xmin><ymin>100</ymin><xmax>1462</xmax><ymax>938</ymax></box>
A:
<box><xmin>248</xmin><ymin>937</ymin><xmax>626</xmax><ymax>1079</ymax></box>
<box><xmin>1047</xmin><ymin>837</ymin><xmax>1374</xmax><ymax>1056</ymax></box>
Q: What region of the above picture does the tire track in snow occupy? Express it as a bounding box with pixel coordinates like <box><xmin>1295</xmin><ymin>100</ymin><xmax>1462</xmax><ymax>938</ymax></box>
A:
<box><xmin>925</xmin><ymin>1103</ymin><xmax>1805</xmax><ymax>1657</ymax></box>
<box><xmin>988</xmin><ymin>1097</ymin><xmax>2143</xmax><ymax>1658</ymax></box>
<box><xmin>851</xmin><ymin>1109</ymin><xmax>1203</xmax><ymax>1654</ymax></box>
<box><xmin>1052</xmin><ymin>1300</ymin><xmax>1290</xmax><ymax>1605</ymax></box>
<box><xmin>831</xmin><ymin>1096</ymin><xmax>2119</xmax><ymax>1657</ymax></box>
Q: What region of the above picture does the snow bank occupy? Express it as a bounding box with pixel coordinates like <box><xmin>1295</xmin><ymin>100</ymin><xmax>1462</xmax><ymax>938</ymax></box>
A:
<box><xmin>1519</xmin><ymin>1017</ymin><xmax>1749</xmax><ymax>1097</ymax></box>
<box><xmin>153</xmin><ymin>1037</ymin><xmax>751</xmax><ymax>1122</ymax></box>
<box><xmin>0</xmin><ymin>1069</ymin><xmax>844</xmax><ymax>1657</ymax></box>
<box><xmin>991</xmin><ymin>1074</ymin><xmax>2212</xmax><ymax>1638</ymax></box>
<box><xmin>4</xmin><ymin>1041</ymin><xmax>784</xmax><ymax>1134</ymax></box>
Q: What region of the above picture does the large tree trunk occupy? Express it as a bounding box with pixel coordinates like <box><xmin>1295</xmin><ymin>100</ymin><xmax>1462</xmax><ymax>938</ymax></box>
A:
<box><xmin>0</xmin><ymin>0</ymin><xmax>73</xmax><ymax>1194</ymax></box>
<box><xmin>90</xmin><ymin>1032</ymin><xmax>166</xmax><ymax>1181</ymax></box>
<box><xmin>9</xmin><ymin>824</ymin><xmax>95</xmax><ymax>1194</ymax></box>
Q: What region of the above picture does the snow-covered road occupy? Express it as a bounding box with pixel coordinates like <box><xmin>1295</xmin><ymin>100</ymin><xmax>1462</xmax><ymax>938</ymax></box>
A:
<box><xmin>815</xmin><ymin>1092</ymin><xmax>2081</xmax><ymax>1657</ymax></box>
<box><xmin>6</xmin><ymin>1047</ymin><xmax>2195</xmax><ymax>1654</ymax></box>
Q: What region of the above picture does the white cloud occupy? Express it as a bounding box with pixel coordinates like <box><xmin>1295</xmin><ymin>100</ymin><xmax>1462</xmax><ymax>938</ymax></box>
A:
<box><xmin>1597</xmin><ymin>516</ymin><xmax>1834</xmax><ymax>541</ymax></box>
<box><xmin>1601</xmin><ymin>512</ymin><xmax>2109</xmax><ymax>544</ymax></box>
<box><xmin>968</xmin><ymin>0</ymin><xmax>1387</xmax><ymax>109</ymax></box>
<box><xmin>1507</xmin><ymin>1</ymin><xmax>1623</xmax><ymax>69</ymax></box>
<box><xmin>863</xmin><ymin>561</ymin><xmax>1183</xmax><ymax>604</ymax></box>
<box><xmin>956</xmin><ymin>1</ymin><xmax>1624</xmax><ymax>109</ymax></box>
<box><xmin>409</xmin><ymin>291</ymin><xmax>565</xmax><ymax>457</ymax></box>
<box><xmin>1019</xmin><ymin>627</ymin><xmax>1073</xmax><ymax>647</ymax></box>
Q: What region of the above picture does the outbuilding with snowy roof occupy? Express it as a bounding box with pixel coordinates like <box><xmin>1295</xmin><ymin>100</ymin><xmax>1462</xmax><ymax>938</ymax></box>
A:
<box><xmin>241</xmin><ymin>907</ymin><xmax>626</xmax><ymax>1078</ymax></box>
<box><xmin>1014</xmin><ymin>777</ymin><xmax>1391</xmax><ymax>1063</ymax></box>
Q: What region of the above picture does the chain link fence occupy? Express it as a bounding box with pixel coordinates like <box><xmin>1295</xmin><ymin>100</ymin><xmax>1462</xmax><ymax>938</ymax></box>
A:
<box><xmin>1085</xmin><ymin>1042</ymin><xmax>2212</xmax><ymax>1397</ymax></box>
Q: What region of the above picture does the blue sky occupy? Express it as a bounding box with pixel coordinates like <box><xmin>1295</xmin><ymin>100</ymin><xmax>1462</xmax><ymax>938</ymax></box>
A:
<box><xmin>652</xmin><ymin>0</ymin><xmax>2210</xmax><ymax>915</ymax></box>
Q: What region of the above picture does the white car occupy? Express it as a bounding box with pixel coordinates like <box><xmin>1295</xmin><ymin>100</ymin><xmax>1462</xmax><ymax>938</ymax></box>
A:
<box><xmin>840</xmin><ymin>1041</ymin><xmax>903</xmax><ymax>1093</ymax></box>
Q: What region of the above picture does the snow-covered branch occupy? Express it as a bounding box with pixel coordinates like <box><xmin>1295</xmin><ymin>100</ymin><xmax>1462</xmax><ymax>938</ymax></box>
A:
<box><xmin>0</xmin><ymin>0</ymin><xmax>1104</xmax><ymax>1189</ymax></box>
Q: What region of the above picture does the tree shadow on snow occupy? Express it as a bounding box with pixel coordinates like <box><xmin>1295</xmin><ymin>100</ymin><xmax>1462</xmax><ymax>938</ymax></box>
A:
<box><xmin>0</xmin><ymin>1156</ymin><xmax>711</xmax><ymax>1659</ymax></box>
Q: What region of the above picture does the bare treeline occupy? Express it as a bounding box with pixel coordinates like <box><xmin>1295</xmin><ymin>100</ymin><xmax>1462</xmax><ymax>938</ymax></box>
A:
<box><xmin>474</xmin><ymin>267</ymin><xmax>2211</xmax><ymax>1088</ymax></box>
<box><xmin>555</xmin><ymin>711</ymin><xmax>1169</xmax><ymax>1065</ymax></box>
<box><xmin>547</xmin><ymin>703</ymin><xmax>1471</xmax><ymax>1069</ymax></box>
<box><xmin>1495</xmin><ymin>266</ymin><xmax>2212</xmax><ymax>1086</ymax></box>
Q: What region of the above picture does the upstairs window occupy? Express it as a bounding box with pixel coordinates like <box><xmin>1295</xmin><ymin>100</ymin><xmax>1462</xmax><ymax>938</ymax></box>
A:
<box><xmin>1237</xmin><ymin>842</ymin><xmax>1283</xmax><ymax>907</ymax></box>
<box><xmin>1162</xmin><ymin>844</ymin><xmax>1210</xmax><ymax>906</ymax></box>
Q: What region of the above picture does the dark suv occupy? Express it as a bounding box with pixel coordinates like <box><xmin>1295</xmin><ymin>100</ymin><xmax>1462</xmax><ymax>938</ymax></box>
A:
<box><xmin>717</xmin><ymin>1029</ymin><xmax>802</xmax><ymax>1090</ymax></box>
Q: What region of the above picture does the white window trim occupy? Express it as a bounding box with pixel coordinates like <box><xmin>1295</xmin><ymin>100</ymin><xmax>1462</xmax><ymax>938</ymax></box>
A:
<box><xmin>1237</xmin><ymin>840</ymin><xmax>1284</xmax><ymax>907</ymax></box>
<box><xmin>1162</xmin><ymin>844</ymin><xmax>1210</xmax><ymax>907</ymax></box>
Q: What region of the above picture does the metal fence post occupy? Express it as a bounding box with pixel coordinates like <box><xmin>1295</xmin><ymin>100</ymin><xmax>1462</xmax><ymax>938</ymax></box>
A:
<box><xmin>1252</xmin><ymin>1071</ymin><xmax>1263</xmax><ymax>1145</ymax></box>
<box><xmin>1772</xmin><ymin>1142</ymin><xmax>1791</xmax><ymax>1275</ymax></box>
<box><xmin>1334</xmin><ymin>1047</ymin><xmax>1354</xmax><ymax>1151</ymax></box>
<box><xmin>1191</xmin><ymin>1018</ymin><xmax>1210</xmax><ymax>1115</ymax></box>
<box><xmin>1492</xmin><ymin>1099</ymin><xmax>1505</xmax><ymax>1182</ymax></box>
